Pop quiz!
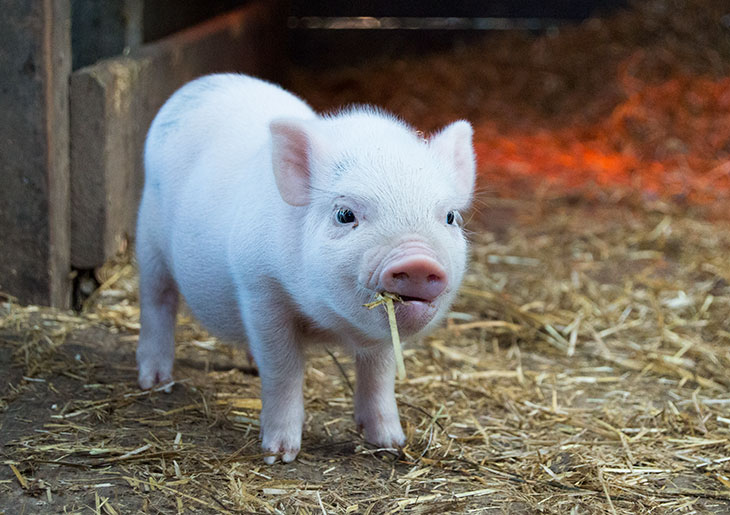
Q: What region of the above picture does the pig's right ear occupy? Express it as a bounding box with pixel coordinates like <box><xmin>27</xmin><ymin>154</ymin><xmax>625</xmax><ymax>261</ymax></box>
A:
<box><xmin>270</xmin><ymin>119</ymin><xmax>319</xmax><ymax>206</ymax></box>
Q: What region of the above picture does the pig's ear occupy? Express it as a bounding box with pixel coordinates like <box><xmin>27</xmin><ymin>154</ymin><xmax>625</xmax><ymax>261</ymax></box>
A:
<box><xmin>430</xmin><ymin>121</ymin><xmax>476</xmax><ymax>198</ymax></box>
<box><xmin>270</xmin><ymin>119</ymin><xmax>320</xmax><ymax>206</ymax></box>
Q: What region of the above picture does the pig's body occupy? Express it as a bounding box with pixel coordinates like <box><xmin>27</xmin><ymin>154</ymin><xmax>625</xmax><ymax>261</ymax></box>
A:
<box><xmin>137</xmin><ymin>74</ymin><xmax>475</xmax><ymax>463</ymax></box>
<box><xmin>139</xmin><ymin>75</ymin><xmax>315</xmax><ymax>341</ymax></box>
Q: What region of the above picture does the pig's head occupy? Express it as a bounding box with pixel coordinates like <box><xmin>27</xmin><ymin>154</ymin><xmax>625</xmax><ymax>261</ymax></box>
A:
<box><xmin>270</xmin><ymin>108</ymin><xmax>475</xmax><ymax>341</ymax></box>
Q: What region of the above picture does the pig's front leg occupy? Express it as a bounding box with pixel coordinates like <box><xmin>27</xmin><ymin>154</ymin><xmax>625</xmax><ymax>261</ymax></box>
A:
<box><xmin>354</xmin><ymin>344</ymin><xmax>406</xmax><ymax>448</ymax></box>
<box><xmin>244</xmin><ymin>305</ymin><xmax>305</xmax><ymax>464</ymax></box>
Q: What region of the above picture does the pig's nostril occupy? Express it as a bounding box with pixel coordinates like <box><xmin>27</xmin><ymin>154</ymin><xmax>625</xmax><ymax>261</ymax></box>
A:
<box><xmin>380</xmin><ymin>256</ymin><xmax>447</xmax><ymax>301</ymax></box>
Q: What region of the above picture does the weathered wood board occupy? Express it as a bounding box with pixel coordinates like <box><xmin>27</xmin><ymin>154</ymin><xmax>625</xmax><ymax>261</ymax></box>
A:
<box><xmin>70</xmin><ymin>1</ymin><xmax>285</xmax><ymax>269</ymax></box>
<box><xmin>0</xmin><ymin>0</ymin><xmax>72</xmax><ymax>307</ymax></box>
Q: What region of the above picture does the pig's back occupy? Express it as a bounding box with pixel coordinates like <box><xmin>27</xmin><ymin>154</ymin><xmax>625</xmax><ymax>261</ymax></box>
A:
<box><xmin>141</xmin><ymin>74</ymin><xmax>315</xmax><ymax>340</ymax></box>
<box><xmin>144</xmin><ymin>74</ymin><xmax>314</xmax><ymax>208</ymax></box>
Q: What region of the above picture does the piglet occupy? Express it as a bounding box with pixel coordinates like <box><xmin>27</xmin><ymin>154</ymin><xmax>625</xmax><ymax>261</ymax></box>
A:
<box><xmin>136</xmin><ymin>74</ymin><xmax>475</xmax><ymax>463</ymax></box>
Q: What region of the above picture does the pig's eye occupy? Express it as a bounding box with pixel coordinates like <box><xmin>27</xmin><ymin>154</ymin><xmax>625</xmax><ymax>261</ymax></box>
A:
<box><xmin>336</xmin><ymin>208</ymin><xmax>357</xmax><ymax>225</ymax></box>
<box><xmin>446</xmin><ymin>210</ymin><xmax>462</xmax><ymax>226</ymax></box>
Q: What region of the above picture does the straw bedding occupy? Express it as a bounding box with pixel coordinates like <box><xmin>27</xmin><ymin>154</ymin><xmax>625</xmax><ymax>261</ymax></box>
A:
<box><xmin>2</xmin><ymin>198</ymin><xmax>728</xmax><ymax>513</ymax></box>
<box><xmin>2</xmin><ymin>0</ymin><xmax>729</xmax><ymax>512</ymax></box>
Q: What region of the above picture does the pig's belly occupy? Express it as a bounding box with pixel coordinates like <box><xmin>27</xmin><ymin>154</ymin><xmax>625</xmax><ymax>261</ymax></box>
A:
<box><xmin>177</xmin><ymin>274</ymin><xmax>245</xmax><ymax>342</ymax></box>
<box><xmin>166</xmin><ymin>164</ymin><xmax>251</xmax><ymax>342</ymax></box>
<box><xmin>169</xmin><ymin>227</ymin><xmax>246</xmax><ymax>342</ymax></box>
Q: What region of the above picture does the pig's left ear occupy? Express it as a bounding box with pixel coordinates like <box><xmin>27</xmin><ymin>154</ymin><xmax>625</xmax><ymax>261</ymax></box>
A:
<box><xmin>429</xmin><ymin>121</ymin><xmax>476</xmax><ymax>198</ymax></box>
<box><xmin>270</xmin><ymin>119</ymin><xmax>321</xmax><ymax>206</ymax></box>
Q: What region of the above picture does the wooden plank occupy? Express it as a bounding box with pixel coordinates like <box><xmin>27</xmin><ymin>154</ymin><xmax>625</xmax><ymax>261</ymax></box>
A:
<box><xmin>289</xmin><ymin>0</ymin><xmax>626</xmax><ymax>18</ymax></box>
<box><xmin>142</xmin><ymin>0</ymin><xmax>251</xmax><ymax>42</ymax></box>
<box><xmin>0</xmin><ymin>0</ymin><xmax>72</xmax><ymax>307</ymax></box>
<box><xmin>70</xmin><ymin>0</ymin><xmax>286</xmax><ymax>268</ymax></box>
<box><xmin>286</xmin><ymin>0</ymin><xmax>626</xmax><ymax>67</ymax></box>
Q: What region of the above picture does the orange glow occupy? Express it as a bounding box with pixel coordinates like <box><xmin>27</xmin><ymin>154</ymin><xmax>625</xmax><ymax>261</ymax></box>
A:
<box><xmin>475</xmin><ymin>76</ymin><xmax>730</xmax><ymax>204</ymax></box>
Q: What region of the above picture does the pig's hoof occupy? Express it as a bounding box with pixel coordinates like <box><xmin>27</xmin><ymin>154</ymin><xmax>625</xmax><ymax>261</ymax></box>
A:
<box><xmin>137</xmin><ymin>359</ymin><xmax>173</xmax><ymax>392</ymax></box>
<box><xmin>261</xmin><ymin>434</ymin><xmax>301</xmax><ymax>464</ymax></box>
<box><xmin>260</xmin><ymin>405</ymin><xmax>304</xmax><ymax>464</ymax></box>
<box><xmin>357</xmin><ymin>415</ymin><xmax>406</xmax><ymax>449</ymax></box>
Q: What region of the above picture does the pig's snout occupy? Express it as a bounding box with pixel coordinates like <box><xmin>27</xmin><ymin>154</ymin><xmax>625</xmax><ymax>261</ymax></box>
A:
<box><xmin>380</xmin><ymin>256</ymin><xmax>446</xmax><ymax>302</ymax></box>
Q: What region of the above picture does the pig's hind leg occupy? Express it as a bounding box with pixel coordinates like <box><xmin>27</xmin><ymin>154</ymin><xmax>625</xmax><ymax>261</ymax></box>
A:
<box><xmin>136</xmin><ymin>221</ymin><xmax>179</xmax><ymax>391</ymax></box>
<box><xmin>354</xmin><ymin>344</ymin><xmax>406</xmax><ymax>449</ymax></box>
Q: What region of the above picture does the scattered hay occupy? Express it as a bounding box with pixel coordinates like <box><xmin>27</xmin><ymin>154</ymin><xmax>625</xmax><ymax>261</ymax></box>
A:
<box><xmin>2</xmin><ymin>199</ymin><xmax>729</xmax><ymax>513</ymax></box>
<box><xmin>3</xmin><ymin>0</ymin><xmax>730</xmax><ymax>512</ymax></box>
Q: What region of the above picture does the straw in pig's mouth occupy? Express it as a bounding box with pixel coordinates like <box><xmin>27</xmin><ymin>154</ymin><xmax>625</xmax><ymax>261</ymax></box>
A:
<box><xmin>363</xmin><ymin>291</ymin><xmax>403</xmax><ymax>307</ymax></box>
<box><xmin>364</xmin><ymin>292</ymin><xmax>407</xmax><ymax>380</ymax></box>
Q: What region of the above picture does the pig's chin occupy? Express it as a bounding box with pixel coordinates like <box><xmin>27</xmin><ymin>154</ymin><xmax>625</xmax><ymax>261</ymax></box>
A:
<box><xmin>393</xmin><ymin>300</ymin><xmax>439</xmax><ymax>336</ymax></box>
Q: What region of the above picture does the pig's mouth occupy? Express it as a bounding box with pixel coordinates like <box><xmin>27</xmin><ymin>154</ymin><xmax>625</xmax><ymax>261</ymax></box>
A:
<box><xmin>398</xmin><ymin>295</ymin><xmax>431</xmax><ymax>304</ymax></box>
<box><xmin>375</xmin><ymin>291</ymin><xmax>438</xmax><ymax>306</ymax></box>
<box><xmin>360</xmin><ymin>287</ymin><xmax>444</xmax><ymax>336</ymax></box>
<box><xmin>386</xmin><ymin>294</ymin><xmax>441</xmax><ymax>335</ymax></box>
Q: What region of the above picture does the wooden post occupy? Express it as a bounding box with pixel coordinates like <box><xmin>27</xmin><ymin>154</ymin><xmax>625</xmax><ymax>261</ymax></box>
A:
<box><xmin>0</xmin><ymin>0</ymin><xmax>72</xmax><ymax>307</ymax></box>
<box><xmin>70</xmin><ymin>1</ymin><xmax>286</xmax><ymax>269</ymax></box>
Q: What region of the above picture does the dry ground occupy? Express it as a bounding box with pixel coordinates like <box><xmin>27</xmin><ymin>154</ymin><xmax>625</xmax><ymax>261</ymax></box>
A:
<box><xmin>3</xmin><ymin>1</ymin><xmax>730</xmax><ymax>512</ymax></box>
<box><xmin>1</xmin><ymin>195</ymin><xmax>729</xmax><ymax>514</ymax></box>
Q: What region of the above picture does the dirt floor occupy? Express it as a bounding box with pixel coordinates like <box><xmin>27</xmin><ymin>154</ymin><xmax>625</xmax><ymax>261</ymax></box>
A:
<box><xmin>2</xmin><ymin>197</ymin><xmax>729</xmax><ymax>514</ymax></box>
<box><xmin>3</xmin><ymin>0</ymin><xmax>730</xmax><ymax>513</ymax></box>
